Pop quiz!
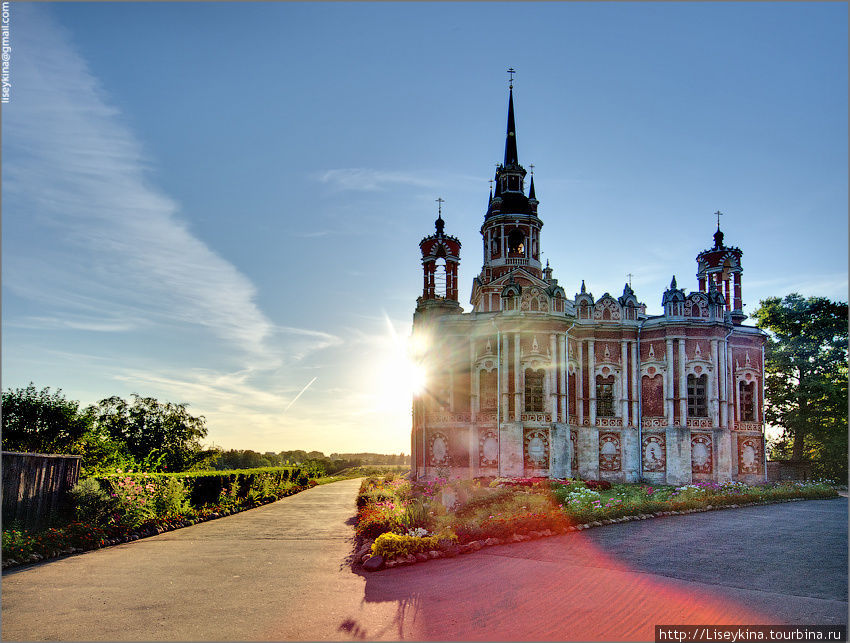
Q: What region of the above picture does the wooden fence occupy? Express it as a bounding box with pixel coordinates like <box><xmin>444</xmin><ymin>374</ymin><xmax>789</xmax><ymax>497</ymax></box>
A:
<box><xmin>766</xmin><ymin>459</ymin><xmax>813</xmax><ymax>483</ymax></box>
<box><xmin>2</xmin><ymin>452</ymin><xmax>82</xmax><ymax>530</ymax></box>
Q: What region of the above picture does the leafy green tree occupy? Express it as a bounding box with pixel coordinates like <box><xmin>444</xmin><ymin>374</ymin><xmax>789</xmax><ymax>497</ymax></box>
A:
<box><xmin>1</xmin><ymin>383</ymin><xmax>92</xmax><ymax>454</ymax></box>
<box><xmin>211</xmin><ymin>449</ymin><xmax>272</xmax><ymax>470</ymax></box>
<box><xmin>72</xmin><ymin>424</ymin><xmax>137</xmax><ymax>477</ymax></box>
<box><xmin>92</xmin><ymin>394</ymin><xmax>208</xmax><ymax>472</ymax></box>
<box><xmin>753</xmin><ymin>294</ymin><xmax>848</xmax><ymax>482</ymax></box>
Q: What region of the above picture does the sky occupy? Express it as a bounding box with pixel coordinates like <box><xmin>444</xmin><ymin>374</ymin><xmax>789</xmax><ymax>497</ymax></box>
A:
<box><xmin>2</xmin><ymin>2</ymin><xmax>847</xmax><ymax>455</ymax></box>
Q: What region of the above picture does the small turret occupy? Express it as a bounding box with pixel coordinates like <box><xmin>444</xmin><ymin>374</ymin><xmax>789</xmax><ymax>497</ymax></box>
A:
<box><xmin>696</xmin><ymin>212</ymin><xmax>745</xmax><ymax>324</ymax></box>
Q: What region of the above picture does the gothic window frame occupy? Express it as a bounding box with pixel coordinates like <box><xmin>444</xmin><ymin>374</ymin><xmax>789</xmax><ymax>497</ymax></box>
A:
<box><xmin>524</xmin><ymin>368</ymin><xmax>545</xmax><ymax>412</ymax></box>
<box><xmin>479</xmin><ymin>367</ymin><xmax>498</xmax><ymax>411</ymax></box>
<box><xmin>739</xmin><ymin>380</ymin><xmax>755</xmax><ymax>421</ymax></box>
<box><xmin>596</xmin><ymin>374</ymin><xmax>615</xmax><ymax>417</ymax></box>
<box><xmin>687</xmin><ymin>373</ymin><xmax>708</xmax><ymax>418</ymax></box>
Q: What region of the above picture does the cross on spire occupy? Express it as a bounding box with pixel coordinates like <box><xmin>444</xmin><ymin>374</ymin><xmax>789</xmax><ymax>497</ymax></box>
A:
<box><xmin>715</xmin><ymin>210</ymin><xmax>723</xmax><ymax>230</ymax></box>
<box><xmin>529</xmin><ymin>163</ymin><xmax>535</xmax><ymax>175</ymax></box>
<box><xmin>626</xmin><ymin>273</ymin><xmax>634</xmax><ymax>287</ymax></box>
<box><xmin>507</xmin><ymin>67</ymin><xmax>516</xmax><ymax>88</ymax></box>
<box><xmin>436</xmin><ymin>197</ymin><xmax>444</xmax><ymax>216</ymax></box>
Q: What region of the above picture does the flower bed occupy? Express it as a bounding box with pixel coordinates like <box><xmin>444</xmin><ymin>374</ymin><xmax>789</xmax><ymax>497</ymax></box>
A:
<box><xmin>353</xmin><ymin>475</ymin><xmax>839</xmax><ymax>571</ymax></box>
<box><xmin>1</xmin><ymin>475</ymin><xmax>318</xmax><ymax>569</ymax></box>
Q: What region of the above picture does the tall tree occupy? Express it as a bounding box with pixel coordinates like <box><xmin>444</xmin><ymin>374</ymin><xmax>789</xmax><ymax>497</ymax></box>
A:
<box><xmin>93</xmin><ymin>394</ymin><xmax>209</xmax><ymax>472</ymax></box>
<box><xmin>753</xmin><ymin>294</ymin><xmax>848</xmax><ymax>481</ymax></box>
<box><xmin>1</xmin><ymin>383</ymin><xmax>92</xmax><ymax>454</ymax></box>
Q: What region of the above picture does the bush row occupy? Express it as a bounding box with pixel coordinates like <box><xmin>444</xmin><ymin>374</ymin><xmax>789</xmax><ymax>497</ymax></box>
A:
<box><xmin>95</xmin><ymin>466</ymin><xmax>310</xmax><ymax>508</ymax></box>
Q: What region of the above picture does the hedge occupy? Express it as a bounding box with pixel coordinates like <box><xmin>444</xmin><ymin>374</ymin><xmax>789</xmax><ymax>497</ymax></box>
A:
<box><xmin>95</xmin><ymin>466</ymin><xmax>309</xmax><ymax>509</ymax></box>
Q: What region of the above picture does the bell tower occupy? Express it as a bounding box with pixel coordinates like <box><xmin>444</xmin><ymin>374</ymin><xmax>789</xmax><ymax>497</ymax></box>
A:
<box><xmin>696</xmin><ymin>211</ymin><xmax>745</xmax><ymax>324</ymax></box>
<box><xmin>415</xmin><ymin>200</ymin><xmax>462</xmax><ymax>318</ymax></box>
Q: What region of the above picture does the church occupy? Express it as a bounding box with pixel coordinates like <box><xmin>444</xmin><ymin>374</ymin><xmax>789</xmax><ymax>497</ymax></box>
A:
<box><xmin>410</xmin><ymin>83</ymin><xmax>767</xmax><ymax>486</ymax></box>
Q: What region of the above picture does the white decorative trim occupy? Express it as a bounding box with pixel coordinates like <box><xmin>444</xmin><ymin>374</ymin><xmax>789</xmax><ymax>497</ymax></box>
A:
<box><xmin>521</xmin><ymin>412</ymin><xmax>551</xmax><ymax>423</ymax></box>
<box><xmin>732</xmin><ymin>421</ymin><xmax>763</xmax><ymax>432</ymax></box>
<box><xmin>597</xmin><ymin>417</ymin><xmax>623</xmax><ymax>428</ymax></box>
<box><xmin>640</xmin><ymin>361</ymin><xmax>667</xmax><ymax>377</ymax></box>
<box><xmin>427</xmin><ymin>412</ymin><xmax>472</xmax><ymax>425</ymax></box>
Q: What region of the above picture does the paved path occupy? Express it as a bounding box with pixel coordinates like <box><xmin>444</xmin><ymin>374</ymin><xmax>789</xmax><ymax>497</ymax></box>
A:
<box><xmin>2</xmin><ymin>480</ymin><xmax>846</xmax><ymax>641</ymax></box>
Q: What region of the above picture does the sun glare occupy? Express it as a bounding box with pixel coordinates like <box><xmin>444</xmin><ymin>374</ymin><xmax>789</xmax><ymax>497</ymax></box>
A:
<box><xmin>374</xmin><ymin>312</ymin><xmax>428</xmax><ymax>411</ymax></box>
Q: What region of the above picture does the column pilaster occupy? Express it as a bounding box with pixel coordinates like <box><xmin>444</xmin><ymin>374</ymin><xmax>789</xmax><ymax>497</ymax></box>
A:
<box><xmin>588</xmin><ymin>340</ymin><xmax>597</xmax><ymax>426</ymax></box>
<box><xmin>620</xmin><ymin>340</ymin><xmax>629</xmax><ymax>425</ymax></box>
<box><xmin>514</xmin><ymin>331</ymin><xmax>521</xmax><ymax>422</ymax></box>
<box><xmin>666</xmin><ymin>338</ymin><xmax>675</xmax><ymax>426</ymax></box>
<box><xmin>678</xmin><ymin>339</ymin><xmax>687</xmax><ymax>424</ymax></box>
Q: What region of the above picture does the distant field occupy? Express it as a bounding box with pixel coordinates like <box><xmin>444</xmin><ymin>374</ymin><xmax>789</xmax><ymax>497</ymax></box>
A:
<box><xmin>317</xmin><ymin>465</ymin><xmax>410</xmax><ymax>484</ymax></box>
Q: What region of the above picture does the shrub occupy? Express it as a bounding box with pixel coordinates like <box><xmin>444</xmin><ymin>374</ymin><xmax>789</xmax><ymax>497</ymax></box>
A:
<box><xmin>454</xmin><ymin>487</ymin><xmax>515</xmax><ymax>519</ymax></box>
<box><xmin>356</xmin><ymin>502</ymin><xmax>404</xmax><ymax>539</ymax></box>
<box><xmin>400</xmin><ymin>497</ymin><xmax>429</xmax><ymax>530</ymax></box>
<box><xmin>2</xmin><ymin>528</ymin><xmax>34</xmax><ymax>561</ymax></box>
<box><xmin>105</xmin><ymin>476</ymin><xmax>157</xmax><ymax>528</ymax></box>
<box><xmin>69</xmin><ymin>478</ymin><xmax>114</xmax><ymax>527</ymax></box>
<box><xmin>151</xmin><ymin>477</ymin><xmax>191</xmax><ymax>517</ymax></box>
<box><xmin>371</xmin><ymin>531</ymin><xmax>456</xmax><ymax>558</ymax></box>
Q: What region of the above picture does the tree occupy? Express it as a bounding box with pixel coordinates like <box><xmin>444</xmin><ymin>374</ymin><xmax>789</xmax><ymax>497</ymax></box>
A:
<box><xmin>753</xmin><ymin>294</ymin><xmax>848</xmax><ymax>482</ymax></box>
<box><xmin>1</xmin><ymin>383</ymin><xmax>92</xmax><ymax>454</ymax></box>
<box><xmin>92</xmin><ymin>394</ymin><xmax>209</xmax><ymax>472</ymax></box>
<box><xmin>211</xmin><ymin>449</ymin><xmax>272</xmax><ymax>470</ymax></box>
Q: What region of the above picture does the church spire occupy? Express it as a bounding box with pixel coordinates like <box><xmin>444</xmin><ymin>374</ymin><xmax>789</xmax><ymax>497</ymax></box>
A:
<box><xmin>504</xmin><ymin>86</ymin><xmax>518</xmax><ymax>167</ymax></box>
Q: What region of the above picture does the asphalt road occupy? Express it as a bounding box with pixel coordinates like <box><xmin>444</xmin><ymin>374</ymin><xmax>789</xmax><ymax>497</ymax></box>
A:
<box><xmin>1</xmin><ymin>479</ymin><xmax>846</xmax><ymax>641</ymax></box>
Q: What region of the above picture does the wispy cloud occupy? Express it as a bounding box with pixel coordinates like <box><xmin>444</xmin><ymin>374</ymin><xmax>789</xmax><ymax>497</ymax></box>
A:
<box><xmin>3</xmin><ymin>5</ymin><xmax>273</xmax><ymax>357</ymax></box>
<box><xmin>275</xmin><ymin>326</ymin><xmax>343</xmax><ymax>361</ymax></box>
<box><xmin>316</xmin><ymin>168</ymin><xmax>439</xmax><ymax>192</ymax></box>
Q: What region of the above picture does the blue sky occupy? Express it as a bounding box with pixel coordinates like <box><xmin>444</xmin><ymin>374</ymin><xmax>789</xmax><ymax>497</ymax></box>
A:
<box><xmin>2</xmin><ymin>2</ymin><xmax>846</xmax><ymax>454</ymax></box>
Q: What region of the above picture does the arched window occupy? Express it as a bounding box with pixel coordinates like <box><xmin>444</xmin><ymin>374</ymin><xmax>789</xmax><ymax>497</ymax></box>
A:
<box><xmin>739</xmin><ymin>381</ymin><xmax>755</xmax><ymax>421</ymax></box>
<box><xmin>525</xmin><ymin>369</ymin><xmax>545</xmax><ymax>412</ymax></box>
<box><xmin>434</xmin><ymin>257</ymin><xmax>447</xmax><ymax>298</ymax></box>
<box><xmin>508</xmin><ymin>229</ymin><xmax>525</xmax><ymax>256</ymax></box>
<box><xmin>480</xmin><ymin>370</ymin><xmax>498</xmax><ymax>411</ymax></box>
<box><xmin>596</xmin><ymin>375</ymin><xmax>615</xmax><ymax>417</ymax></box>
<box><xmin>687</xmin><ymin>374</ymin><xmax>708</xmax><ymax>417</ymax></box>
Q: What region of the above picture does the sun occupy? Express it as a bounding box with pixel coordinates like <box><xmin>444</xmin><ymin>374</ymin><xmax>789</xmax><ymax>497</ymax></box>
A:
<box><xmin>373</xmin><ymin>313</ymin><xmax>429</xmax><ymax>411</ymax></box>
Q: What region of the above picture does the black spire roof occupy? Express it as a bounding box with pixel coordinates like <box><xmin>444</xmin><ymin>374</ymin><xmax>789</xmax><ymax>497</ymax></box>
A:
<box><xmin>504</xmin><ymin>88</ymin><xmax>518</xmax><ymax>167</ymax></box>
<box><xmin>485</xmin><ymin>85</ymin><xmax>536</xmax><ymax>219</ymax></box>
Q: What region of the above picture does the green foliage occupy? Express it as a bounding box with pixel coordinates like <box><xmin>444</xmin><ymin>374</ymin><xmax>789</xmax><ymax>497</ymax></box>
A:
<box><xmin>371</xmin><ymin>532</ymin><xmax>454</xmax><ymax>558</ymax></box>
<box><xmin>150</xmin><ymin>477</ymin><xmax>191</xmax><ymax>517</ymax></box>
<box><xmin>453</xmin><ymin>487</ymin><xmax>515</xmax><ymax>519</ymax></box>
<box><xmin>1</xmin><ymin>383</ymin><xmax>92</xmax><ymax>454</ymax></box>
<box><xmin>92</xmin><ymin>394</ymin><xmax>208</xmax><ymax>473</ymax></box>
<box><xmin>753</xmin><ymin>294</ymin><xmax>848</xmax><ymax>482</ymax></box>
<box><xmin>68</xmin><ymin>478</ymin><xmax>114</xmax><ymax>526</ymax></box>
<box><xmin>400</xmin><ymin>497</ymin><xmax>429</xmax><ymax>530</ymax></box>
<box><xmin>211</xmin><ymin>449</ymin><xmax>273</xmax><ymax>470</ymax></box>
<box><xmin>3</xmin><ymin>527</ymin><xmax>34</xmax><ymax>561</ymax></box>
<box><xmin>73</xmin><ymin>424</ymin><xmax>137</xmax><ymax>478</ymax></box>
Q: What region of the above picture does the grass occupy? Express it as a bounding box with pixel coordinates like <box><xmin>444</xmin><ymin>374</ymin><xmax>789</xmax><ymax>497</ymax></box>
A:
<box><xmin>315</xmin><ymin>466</ymin><xmax>410</xmax><ymax>485</ymax></box>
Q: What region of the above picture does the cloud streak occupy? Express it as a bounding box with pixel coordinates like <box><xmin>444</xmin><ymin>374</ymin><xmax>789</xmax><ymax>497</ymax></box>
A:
<box><xmin>3</xmin><ymin>5</ymin><xmax>273</xmax><ymax>357</ymax></box>
<box><xmin>316</xmin><ymin>168</ymin><xmax>439</xmax><ymax>192</ymax></box>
